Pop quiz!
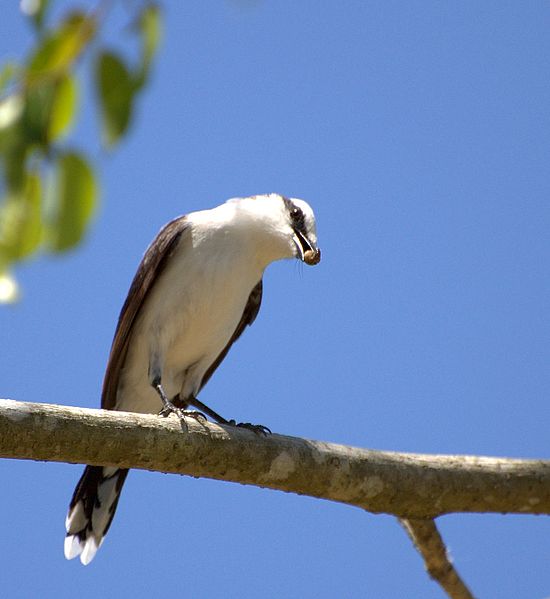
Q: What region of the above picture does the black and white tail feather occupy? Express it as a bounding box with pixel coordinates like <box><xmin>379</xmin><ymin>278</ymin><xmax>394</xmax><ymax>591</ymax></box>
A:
<box><xmin>65</xmin><ymin>467</ymin><xmax>129</xmax><ymax>565</ymax></box>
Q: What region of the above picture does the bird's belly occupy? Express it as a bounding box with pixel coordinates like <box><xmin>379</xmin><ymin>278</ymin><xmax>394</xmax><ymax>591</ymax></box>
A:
<box><xmin>114</xmin><ymin>257</ymin><xmax>260</xmax><ymax>414</ymax></box>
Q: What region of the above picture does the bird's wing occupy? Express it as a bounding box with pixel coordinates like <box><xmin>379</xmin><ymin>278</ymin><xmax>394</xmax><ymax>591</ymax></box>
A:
<box><xmin>198</xmin><ymin>279</ymin><xmax>263</xmax><ymax>391</ymax></box>
<box><xmin>101</xmin><ymin>217</ymin><xmax>190</xmax><ymax>410</ymax></box>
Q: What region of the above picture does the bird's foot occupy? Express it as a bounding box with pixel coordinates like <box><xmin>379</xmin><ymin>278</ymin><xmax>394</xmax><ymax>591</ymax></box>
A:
<box><xmin>228</xmin><ymin>420</ymin><xmax>271</xmax><ymax>436</ymax></box>
<box><xmin>182</xmin><ymin>410</ymin><xmax>208</xmax><ymax>424</ymax></box>
<box><xmin>159</xmin><ymin>403</ymin><xmax>207</xmax><ymax>425</ymax></box>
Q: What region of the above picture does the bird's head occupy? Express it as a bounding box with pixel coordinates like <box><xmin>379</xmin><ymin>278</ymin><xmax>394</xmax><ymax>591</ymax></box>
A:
<box><xmin>229</xmin><ymin>193</ymin><xmax>321</xmax><ymax>268</ymax></box>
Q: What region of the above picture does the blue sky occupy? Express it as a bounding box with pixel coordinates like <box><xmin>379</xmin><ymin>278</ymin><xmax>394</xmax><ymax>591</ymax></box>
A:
<box><xmin>2</xmin><ymin>2</ymin><xmax>550</xmax><ymax>597</ymax></box>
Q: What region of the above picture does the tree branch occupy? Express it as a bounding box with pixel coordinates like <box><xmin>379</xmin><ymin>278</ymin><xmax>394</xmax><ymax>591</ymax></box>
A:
<box><xmin>401</xmin><ymin>518</ymin><xmax>475</xmax><ymax>599</ymax></box>
<box><xmin>1</xmin><ymin>398</ymin><xmax>550</xmax><ymax>518</ymax></box>
<box><xmin>3</xmin><ymin>398</ymin><xmax>550</xmax><ymax>599</ymax></box>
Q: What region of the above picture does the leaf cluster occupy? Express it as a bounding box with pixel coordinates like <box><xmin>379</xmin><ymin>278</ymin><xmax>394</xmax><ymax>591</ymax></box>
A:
<box><xmin>0</xmin><ymin>0</ymin><xmax>162</xmax><ymax>302</ymax></box>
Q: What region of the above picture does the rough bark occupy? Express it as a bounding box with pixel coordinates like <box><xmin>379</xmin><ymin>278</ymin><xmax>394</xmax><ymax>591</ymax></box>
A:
<box><xmin>1</xmin><ymin>398</ymin><xmax>549</xmax><ymax>518</ymax></box>
<box><xmin>4</xmin><ymin>398</ymin><xmax>550</xmax><ymax>599</ymax></box>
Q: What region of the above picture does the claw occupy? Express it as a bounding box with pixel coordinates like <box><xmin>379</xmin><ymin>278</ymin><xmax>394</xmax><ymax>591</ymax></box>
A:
<box><xmin>228</xmin><ymin>420</ymin><xmax>271</xmax><ymax>436</ymax></box>
<box><xmin>183</xmin><ymin>410</ymin><xmax>208</xmax><ymax>425</ymax></box>
<box><xmin>158</xmin><ymin>401</ymin><xmax>184</xmax><ymax>420</ymax></box>
<box><xmin>158</xmin><ymin>404</ymin><xmax>207</xmax><ymax>426</ymax></box>
<box><xmin>159</xmin><ymin>405</ymin><xmax>177</xmax><ymax>418</ymax></box>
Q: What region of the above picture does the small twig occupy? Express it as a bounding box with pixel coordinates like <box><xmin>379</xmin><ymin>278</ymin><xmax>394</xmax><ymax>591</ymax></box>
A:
<box><xmin>400</xmin><ymin>518</ymin><xmax>475</xmax><ymax>599</ymax></box>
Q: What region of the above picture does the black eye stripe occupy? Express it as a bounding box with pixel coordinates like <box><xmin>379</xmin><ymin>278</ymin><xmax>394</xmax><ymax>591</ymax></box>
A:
<box><xmin>283</xmin><ymin>197</ymin><xmax>306</xmax><ymax>231</ymax></box>
<box><xmin>291</xmin><ymin>207</ymin><xmax>305</xmax><ymax>227</ymax></box>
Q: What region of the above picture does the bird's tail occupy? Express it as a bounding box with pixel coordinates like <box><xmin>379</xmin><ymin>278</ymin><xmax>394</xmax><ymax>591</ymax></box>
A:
<box><xmin>64</xmin><ymin>466</ymin><xmax>129</xmax><ymax>565</ymax></box>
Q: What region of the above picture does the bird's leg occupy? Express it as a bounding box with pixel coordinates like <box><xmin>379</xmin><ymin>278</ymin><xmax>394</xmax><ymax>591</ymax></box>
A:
<box><xmin>152</xmin><ymin>377</ymin><xmax>182</xmax><ymax>417</ymax></box>
<box><xmin>151</xmin><ymin>377</ymin><xmax>206</xmax><ymax>426</ymax></box>
<box><xmin>186</xmin><ymin>396</ymin><xmax>230</xmax><ymax>424</ymax></box>
<box><xmin>188</xmin><ymin>396</ymin><xmax>271</xmax><ymax>436</ymax></box>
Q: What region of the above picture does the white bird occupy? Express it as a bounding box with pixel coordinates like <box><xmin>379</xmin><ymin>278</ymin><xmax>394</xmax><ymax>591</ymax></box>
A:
<box><xmin>64</xmin><ymin>193</ymin><xmax>320</xmax><ymax>565</ymax></box>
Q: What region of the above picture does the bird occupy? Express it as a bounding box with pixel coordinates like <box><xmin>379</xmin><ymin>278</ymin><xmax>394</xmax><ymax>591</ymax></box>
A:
<box><xmin>64</xmin><ymin>193</ymin><xmax>320</xmax><ymax>565</ymax></box>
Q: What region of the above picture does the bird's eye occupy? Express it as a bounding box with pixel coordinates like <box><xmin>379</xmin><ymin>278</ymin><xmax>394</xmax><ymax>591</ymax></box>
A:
<box><xmin>290</xmin><ymin>206</ymin><xmax>305</xmax><ymax>227</ymax></box>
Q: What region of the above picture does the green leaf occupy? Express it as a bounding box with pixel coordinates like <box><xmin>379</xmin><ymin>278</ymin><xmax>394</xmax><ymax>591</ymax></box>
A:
<box><xmin>3</xmin><ymin>142</ymin><xmax>27</xmax><ymax>193</ymax></box>
<box><xmin>134</xmin><ymin>3</ymin><xmax>162</xmax><ymax>89</ymax></box>
<box><xmin>19</xmin><ymin>73</ymin><xmax>78</xmax><ymax>147</ymax></box>
<box><xmin>21</xmin><ymin>78</ymin><xmax>57</xmax><ymax>146</ymax></box>
<box><xmin>48</xmin><ymin>74</ymin><xmax>78</xmax><ymax>140</ymax></box>
<box><xmin>48</xmin><ymin>151</ymin><xmax>97</xmax><ymax>252</ymax></box>
<box><xmin>0</xmin><ymin>62</ymin><xmax>17</xmax><ymax>93</ymax></box>
<box><xmin>27</xmin><ymin>12</ymin><xmax>95</xmax><ymax>81</ymax></box>
<box><xmin>95</xmin><ymin>51</ymin><xmax>134</xmax><ymax>146</ymax></box>
<box><xmin>0</xmin><ymin>172</ymin><xmax>42</xmax><ymax>261</ymax></box>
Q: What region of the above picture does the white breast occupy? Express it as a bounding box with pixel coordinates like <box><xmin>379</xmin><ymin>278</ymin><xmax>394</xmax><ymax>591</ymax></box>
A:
<box><xmin>114</xmin><ymin>224</ymin><xmax>263</xmax><ymax>414</ymax></box>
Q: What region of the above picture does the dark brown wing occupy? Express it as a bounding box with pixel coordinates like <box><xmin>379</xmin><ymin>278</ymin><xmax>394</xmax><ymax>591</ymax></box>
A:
<box><xmin>198</xmin><ymin>279</ymin><xmax>263</xmax><ymax>391</ymax></box>
<box><xmin>101</xmin><ymin>217</ymin><xmax>190</xmax><ymax>410</ymax></box>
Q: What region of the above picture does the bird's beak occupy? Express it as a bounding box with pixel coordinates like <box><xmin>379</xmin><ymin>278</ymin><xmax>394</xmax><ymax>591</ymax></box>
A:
<box><xmin>293</xmin><ymin>229</ymin><xmax>321</xmax><ymax>266</ymax></box>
